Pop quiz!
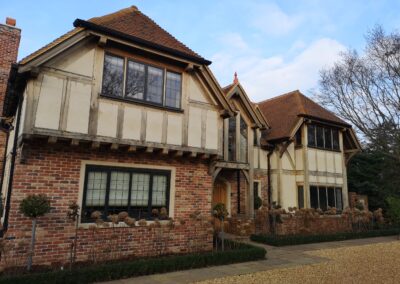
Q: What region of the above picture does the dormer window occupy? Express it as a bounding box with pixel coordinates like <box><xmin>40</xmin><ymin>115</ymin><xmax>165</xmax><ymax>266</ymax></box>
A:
<box><xmin>102</xmin><ymin>53</ymin><xmax>182</xmax><ymax>109</ymax></box>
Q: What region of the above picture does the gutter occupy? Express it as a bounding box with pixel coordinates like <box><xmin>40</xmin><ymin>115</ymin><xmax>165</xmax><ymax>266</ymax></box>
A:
<box><xmin>73</xmin><ymin>19</ymin><xmax>212</xmax><ymax>66</ymax></box>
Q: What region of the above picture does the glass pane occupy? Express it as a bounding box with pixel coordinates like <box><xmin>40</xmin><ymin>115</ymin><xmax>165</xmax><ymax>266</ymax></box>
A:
<box><xmin>86</xmin><ymin>171</ymin><xmax>107</xmax><ymax>206</ymax></box>
<box><xmin>297</xmin><ymin>186</ymin><xmax>304</xmax><ymax>209</ymax></box>
<box><xmin>146</xmin><ymin>66</ymin><xmax>163</xmax><ymax>104</ymax></box>
<box><xmin>295</xmin><ymin>129</ymin><xmax>302</xmax><ymax>146</ymax></box>
<box><xmin>316</xmin><ymin>126</ymin><xmax>324</xmax><ymax>148</ymax></box>
<box><xmin>165</xmin><ymin>72</ymin><xmax>181</xmax><ymax>108</ymax></box>
<box><xmin>109</xmin><ymin>172</ymin><xmax>130</xmax><ymax>206</ymax></box>
<box><xmin>308</xmin><ymin>125</ymin><xmax>316</xmax><ymax>147</ymax></box>
<box><xmin>228</xmin><ymin>116</ymin><xmax>236</xmax><ymax>161</ymax></box>
<box><xmin>152</xmin><ymin>175</ymin><xmax>167</xmax><ymax>207</ymax></box>
<box><xmin>126</xmin><ymin>61</ymin><xmax>145</xmax><ymax>100</ymax></box>
<box><xmin>335</xmin><ymin>188</ymin><xmax>343</xmax><ymax>210</ymax></box>
<box><xmin>102</xmin><ymin>54</ymin><xmax>124</xmax><ymax>97</ymax></box>
<box><xmin>327</xmin><ymin>187</ymin><xmax>335</xmax><ymax>208</ymax></box>
<box><xmin>131</xmin><ymin>173</ymin><xmax>150</xmax><ymax>206</ymax></box>
<box><xmin>253</xmin><ymin>129</ymin><xmax>259</xmax><ymax>146</ymax></box>
<box><xmin>239</xmin><ymin>116</ymin><xmax>248</xmax><ymax>162</ymax></box>
<box><xmin>318</xmin><ymin>187</ymin><xmax>327</xmax><ymax>211</ymax></box>
<box><xmin>310</xmin><ymin>186</ymin><xmax>318</xmax><ymax>209</ymax></box>
<box><xmin>325</xmin><ymin>128</ymin><xmax>332</xmax><ymax>149</ymax></box>
<box><xmin>332</xmin><ymin>129</ymin><xmax>340</xmax><ymax>150</ymax></box>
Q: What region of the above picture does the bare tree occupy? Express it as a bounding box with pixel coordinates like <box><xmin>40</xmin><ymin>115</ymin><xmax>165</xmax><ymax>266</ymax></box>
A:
<box><xmin>317</xmin><ymin>25</ymin><xmax>400</xmax><ymax>161</ymax></box>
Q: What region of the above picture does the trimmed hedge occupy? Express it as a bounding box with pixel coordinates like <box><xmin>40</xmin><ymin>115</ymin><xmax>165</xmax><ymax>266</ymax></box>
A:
<box><xmin>0</xmin><ymin>241</ymin><xmax>266</xmax><ymax>284</ymax></box>
<box><xmin>250</xmin><ymin>228</ymin><xmax>400</xmax><ymax>247</ymax></box>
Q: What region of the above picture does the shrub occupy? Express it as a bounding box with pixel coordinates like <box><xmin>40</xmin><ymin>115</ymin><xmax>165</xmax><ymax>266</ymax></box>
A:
<box><xmin>251</xmin><ymin>228</ymin><xmax>400</xmax><ymax>246</ymax></box>
<box><xmin>0</xmin><ymin>240</ymin><xmax>266</xmax><ymax>284</ymax></box>
<box><xmin>386</xmin><ymin>196</ymin><xmax>400</xmax><ymax>225</ymax></box>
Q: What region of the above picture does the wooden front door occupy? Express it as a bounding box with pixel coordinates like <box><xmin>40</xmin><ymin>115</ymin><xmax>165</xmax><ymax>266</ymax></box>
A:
<box><xmin>213</xmin><ymin>181</ymin><xmax>227</xmax><ymax>208</ymax></box>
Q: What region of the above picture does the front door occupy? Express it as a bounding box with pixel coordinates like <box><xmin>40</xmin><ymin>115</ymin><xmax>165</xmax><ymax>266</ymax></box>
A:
<box><xmin>213</xmin><ymin>180</ymin><xmax>227</xmax><ymax>209</ymax></box>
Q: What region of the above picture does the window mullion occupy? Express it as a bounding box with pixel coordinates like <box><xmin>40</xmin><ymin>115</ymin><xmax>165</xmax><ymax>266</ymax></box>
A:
<box><xmin>127</xmin><ymin>171</ymin><xmax>133</xmax><ymax>216</ymax></box>
<box><xmin>162</xmin><ymin>69</ymin><xmax>167</xmax><ymax>106</ymax></box>
<box><xmin>104</xmin><ymin>170</ymin><xmax>112</xmax><ymax>219</ymax></box>
<box><xmin>148</xmin><ymin>174</ymin><xmax>153</xmax><ymax>217</ymax></box>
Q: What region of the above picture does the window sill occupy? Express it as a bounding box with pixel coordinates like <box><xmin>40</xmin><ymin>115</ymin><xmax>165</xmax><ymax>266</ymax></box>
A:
<box><xmin>78</xmin><ymin>219</ymin><xmax>172</xmax><ymax>229</ymax></box>
<box><xmin>307</xmin><ymin>145</ymin><xmax>341</xmax><ymax>153</ymax></box>
<box><xmin>100</xmin><ymin>94</ymin><xmax>184</xmax><ymax>113</ymax></box>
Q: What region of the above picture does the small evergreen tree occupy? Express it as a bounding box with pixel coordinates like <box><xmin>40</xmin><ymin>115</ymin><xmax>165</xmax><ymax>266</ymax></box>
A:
<box><xmin>19</xmin><ymin>194</ymin><xmax>51</xmax><ymax>271</ymax></box>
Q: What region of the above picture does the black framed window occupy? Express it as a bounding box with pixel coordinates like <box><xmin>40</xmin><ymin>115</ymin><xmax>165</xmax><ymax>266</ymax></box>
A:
<box><xmin>308</xmin><ymin>124</ymin><xmax>316</xmax><ymax>147</ymax></box>
<box><xmin>102</xmin><ymin>54</ymin><xmax>124</xmax><ymax>98</ymax></box>
<box><xmin>253</xmin><ymin>129</ymin><xmax>259</xmax><ymax>146</ymax></box>
<box><xmin>308</xmin><ymin>123</ymin><xmax>340</xmax><ymax>151</ymax></box>
<box><xmin>82</xmin><ymin>165</ymin><xmax>170</xmax><ymax>222</ymax></box>
<box><xmin>297</xmin><ymin>185</ymin><xmax>304</xmax><ymax>209</ymax></box>
<box><xmin>295</xmin><ymin>128</ymin><xmax>302</xmax><ymax>147</ymax></box>
<box><xmin>228</xmin><ymin>116</ymin><xmax>236</xmax><ymax>161</ymax></box>
<box><xmin>309</xmin><ymin>185</ymin><xmax>342</xmax><ymax>211</ymax></box>
<box><xmin>239</xmin><ymin>116</ymin><xmax>248</xmax><ymax>163</ymax></box>
<box><xmin>102</xmin><ymin>53</ymin><xmax>182</xmax><ymax>109</ymax></box>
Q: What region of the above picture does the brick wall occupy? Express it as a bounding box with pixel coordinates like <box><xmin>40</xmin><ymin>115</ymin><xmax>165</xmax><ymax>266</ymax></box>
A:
<box><xmin>0</xmin><ymin>19</ymin><xmax>20</xmax><ymax>179</ymax></box>
<box><xmin>3</xmin><ymin>141</ymin><xmax>214</xmax><ymax>267</ymax></box>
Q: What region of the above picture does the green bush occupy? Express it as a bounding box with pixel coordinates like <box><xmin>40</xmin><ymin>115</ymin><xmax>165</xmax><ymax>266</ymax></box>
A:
<box><xmin>0</xmin><ymin>240</ymin><xmax>266</xmax><ymax>284</ymax></box>
<box><xmin>19</xmin><ymin>194</ymin><xmax>51</xmax><ymax>218</ymax></box>
<box><xmin>386</xmin><ymin>196</ymin><xmax>400</xmax><ymax>225</ymax></box>
<box><xmin>250</xmin><ymin>228</ymin><xmax>400</xmax><ymax>247</ymax></box>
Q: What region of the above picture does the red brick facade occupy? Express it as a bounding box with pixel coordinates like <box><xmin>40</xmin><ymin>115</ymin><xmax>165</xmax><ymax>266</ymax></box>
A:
<box><xmin>3</xmin><ymin>141</ymin><xmax>214</xmax><ymax>266</ymax></box>
<box><xmin>0</xmin><ymin>20</ymin><xmax>20</xmax><ymax>179</ymax></box>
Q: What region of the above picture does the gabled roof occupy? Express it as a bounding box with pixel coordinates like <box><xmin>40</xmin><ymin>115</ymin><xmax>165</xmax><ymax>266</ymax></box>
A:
<box><xmin>257</xmin><ymin>90</ymin><xmax>350</xmax><ymax>141</ymax></box>
<box><xmin>223</xmin><ymin>82</ymin><xmax>269</xmax><ymax>129</ymax></box>
<box><xmin>20</xmin><ymin>6</ymin><xmax>210</xmax><ymax>66</ymax></box>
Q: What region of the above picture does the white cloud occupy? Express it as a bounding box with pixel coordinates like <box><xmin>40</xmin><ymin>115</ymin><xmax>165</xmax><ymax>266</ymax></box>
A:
<box><xmin>210</xmin><ymin>36</ymin><xmax>346</xmax><ymax>102</ymax></box>
<box><xmin>251</xmin><ymin>3</ymin><xmax>303</xmax><ymax>35</ymax></box>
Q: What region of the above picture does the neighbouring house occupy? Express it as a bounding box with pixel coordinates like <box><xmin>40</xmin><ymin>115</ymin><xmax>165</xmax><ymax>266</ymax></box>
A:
<box><xmin>0</xmin><ymin>6</ymin><xmax>360</xmax><ymax>266</ymax></box>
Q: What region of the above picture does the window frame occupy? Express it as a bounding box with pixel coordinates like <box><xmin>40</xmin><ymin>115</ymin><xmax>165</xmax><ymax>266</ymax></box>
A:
<box><xmin>101</xmin><ymin>52</ymin><xmax>183</xmax><ymax>112</ymax></box>
<box><xmin>309</xmin><ymin>185</ymin><xmax>343</xmax><ymax>211</ymax></box>
<box><xmin>81</xmin><ymin>165</ymin><xmax>171</xmax><ymax>223</ymax></box>
<box><xmin>297</xmin><ymin>185</ymin><xmax>304</xmax><ymax>209</ymax></box>
<box><xmin>307</xmin><ymin>123</ymin><xmax>341</xmax><ymax>152</ymax></box>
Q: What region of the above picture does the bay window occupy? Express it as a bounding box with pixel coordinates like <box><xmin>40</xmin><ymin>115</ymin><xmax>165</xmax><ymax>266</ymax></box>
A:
<box><xmin>226</xmin><ymin>113</ymin><xmax>248</xmax><ymax>163</ymax></box>
<box><xmin>102</xmin><ymin>53</ymin><xmax>182</xmax><ymax>109</ymax></box>
<box><xmin>82</xmin><ymin>165</ymin><xmax>170</xmax><ymax>222</ymax></box>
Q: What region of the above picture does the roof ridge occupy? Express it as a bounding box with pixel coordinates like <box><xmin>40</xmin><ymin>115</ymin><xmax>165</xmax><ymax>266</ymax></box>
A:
<box><xmin>257</xmin><ymin>89</ymin><xmax>300</xmax><ymax>105</ymax></box>
<box><xmin>89</xmin><ymin>6</ymin><xmax>138</xmax><ymax>24</ymax></box>
<box><xmin>295</xmin><ymin>91</ymin><xmax>307</xmax><ymax>115</ymax></box>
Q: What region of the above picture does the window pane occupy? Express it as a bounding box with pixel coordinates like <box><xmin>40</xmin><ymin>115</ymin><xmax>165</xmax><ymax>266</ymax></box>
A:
<box><xmin>332</xmin><ymin>129</ymin><xmax>340</xmax><ymax>150</ymax></box>
<box><xmin>126</xmin><ymin>61</ymin><xmax>145</xmax><ymax>100</ymax></box>
<box><xmin>109</xmin><ymin>172</ymin><xmax>130</xmax><ymax>206</ymax></box>
<box><xmin>131</xmin><ymin>173</ymin><xmax>150</xmax><ymax>206</ymax></box>
<box><xmin>310</xmin><ymin>186</ymin><xmax>318</xmax><ymax>209</ymax></box>
<box><xmin>325</xmin><ymin>128</ymin><xmax>332</xmax><ymax>149</ymax></box>
<box><xmin>295</xmin><ymin>128</ymin><xmax>302</xmax><ymax>146</ymax></box>
<box><xmin>86</xmin><ymin>171</ymin><xmax>107</xmax><ymax>206</ymax></box>
<box><xmin>228</xmin><ymin>116</ymin><xmax>236</xmax><ymax>161</ymax></box>
<box><xmin>152</xmin><ymin>175</ymin><xmax>167</xmax><ymax>207</ymax></box>
<box><xmin>102</xmin><ymin>54</ymin><xmax>124</xmax><ymax>97</ymax></box>
<box><xmin>165</xmin><ymin>72</ymin><xmax>181</xmax><ymax>108</ymax></box>
<box><xmin>253</xmin><ymin>129</ymin><xmax>259</xmax><ymax>146</ymax></box>
<box><xmin>146</xmin><ymin>66</ymin><xmax>163</xmax><ymax>104</ymax></box>
<box><xmin>297</xmin><ymin>186</ymin><xmax>304</xmax><ymax>209</ymax></box>
<box><xmin>316</xmin><ymin>126</ymin><xmax>324</xmax><ymax>148</ymax></box>
<box><xmin>308</xmin><ymin>125</ymin><xmax>316</xmax><ymax>147</ymax></box>
<box><xmin>239</xmin><ymin>117</ymin><xmax>248</xmax><ymax>163</ymax></box>
<box><xmin>318</xmin><ymin>187</ymin><xmax>327</xmax><ymax>211</ymax></box>
<box><xmin>335</xmin><ymin>188</ymin><xmax>343</xmax><ymax>210</ymax></box>
<box><xmin>327</xmin><ymin>187</ymin><xmax>335</xmax><ymax>208</ymax></box>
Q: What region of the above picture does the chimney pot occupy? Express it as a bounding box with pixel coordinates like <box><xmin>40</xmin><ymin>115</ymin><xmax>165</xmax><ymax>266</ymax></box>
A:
<box><xmin>6</xmin><ymin>17</ymin><xmax>16</xmax><ymax>27</ymax></box>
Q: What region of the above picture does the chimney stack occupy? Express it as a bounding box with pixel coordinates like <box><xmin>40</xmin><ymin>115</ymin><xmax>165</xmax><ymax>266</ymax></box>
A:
<box><xmin>0</xmin><ymin>17</ymin><xmax>21</xmax><ymax>176</ymax></box>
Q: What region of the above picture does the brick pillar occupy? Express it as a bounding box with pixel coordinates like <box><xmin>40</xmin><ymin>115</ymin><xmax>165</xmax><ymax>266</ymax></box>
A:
<box><xmin>0</xmin><ymin>18</ymin><xmax>21</xmax><ymax>179</ymax></box>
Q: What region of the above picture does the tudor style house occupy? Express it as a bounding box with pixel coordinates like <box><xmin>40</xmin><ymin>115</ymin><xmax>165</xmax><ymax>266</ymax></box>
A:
<box><xmin>0</xmin><ymin>6</ymin><xmax>360</xmax><ymax>266</ymax></box>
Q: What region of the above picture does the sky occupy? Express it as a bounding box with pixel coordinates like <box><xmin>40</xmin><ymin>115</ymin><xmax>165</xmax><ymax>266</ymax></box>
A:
<box><xmin>1</xmin><ymin>0</ymin><xmax>400</xmax><ymax>102</ymax></box>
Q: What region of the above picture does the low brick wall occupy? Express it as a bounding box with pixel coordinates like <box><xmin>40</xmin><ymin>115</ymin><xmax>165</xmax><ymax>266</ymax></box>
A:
<box><xmin>2</xmin><ymin>218</ymin><xmax>213</xmax><ymax>268</ymax></box>
<box><xmin>225</xmin><ymin>216</ymin><xmax>255</xmax><ymax>236</ymax></box>
<box><xmin>274</xmin><ymin>214</ymin><xmax>351</xmax><ymax>235</ymax></box>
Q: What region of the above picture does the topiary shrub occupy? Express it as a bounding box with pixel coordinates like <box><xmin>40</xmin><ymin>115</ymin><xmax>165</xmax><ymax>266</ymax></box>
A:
<box><xmin>19</xmin><ymin>194</ymin><xmax>51</xmax><ymax>271</ymax></box>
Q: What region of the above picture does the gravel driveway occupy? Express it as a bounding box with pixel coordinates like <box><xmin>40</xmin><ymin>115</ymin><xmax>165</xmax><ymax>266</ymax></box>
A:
<box><xmin>196</xmin><ymin>240</ymin><xmax>400</xmax><ymax>284</ymax></box>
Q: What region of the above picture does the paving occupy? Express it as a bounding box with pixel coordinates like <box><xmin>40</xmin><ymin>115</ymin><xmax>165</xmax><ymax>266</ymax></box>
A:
<box><xmin>101</xmin><ymin>235</ymin><xmax>399</xmax><ymax>284</ymax></box>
